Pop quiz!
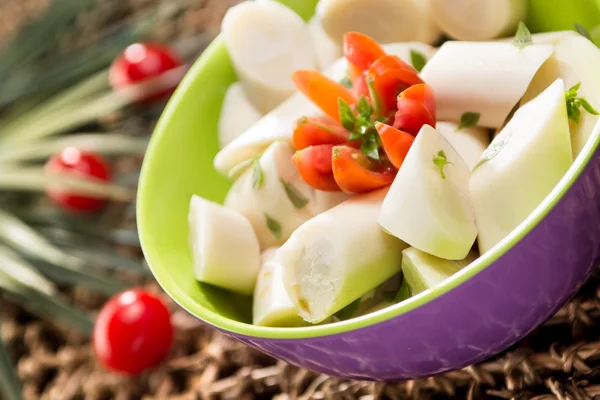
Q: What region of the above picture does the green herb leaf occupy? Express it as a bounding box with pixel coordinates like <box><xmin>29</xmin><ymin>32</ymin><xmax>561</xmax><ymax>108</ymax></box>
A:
<box><xmin>361</xmin><ymin>133</ymin><xmax>381</xmax><ymax>160</ymax></box>
<box><xmin>575</xmin><ymin>23</ymin><xmax>592</xmax><ymax>41</ymax></box>
<box><xmin>348</xmin><ymin>130</ymin><xmax>362</xmax><ymax>141</ymax></box>
<box><xmin>280</xmin><ymin>179</ymin><xmax>309</xmax><ymax>209</ymax></box>
<box><xmin>410</xmin><ymin>49</ymin><xmax>427</xmax><ymax>72</ymax></box>
<box><xmin>366</xmin><ymin>74</ymin><xmax>384</xmax><ymax>117</ymax></box>
<box><xmin>335</xmin><ymin>298</ymin><xmax>361</xmax><ymax>321</ymax></box>
<box><xmin>472</xmin><ymin>133</ymin><xmax>512</xmax><ymax>172</ymax></box>
<box><xmin>513</xmin><ymin>21</ymin><xmax>533</xmax><ymax>50</ymax></box>
<box><xmin>432</xmin><ymin>150</ymin><xmax>453</xmax><ymax>179</ymax></box>
<box><xmin>357</xmin><ymin>96</ymin><xmax>373</xmax><ymax>119</ymax></box>
<box><xmin>455</xmin><ymin>112</ymin><xmax>481</xmax><ymax>132</ymax></box>
<box><xmin>565</xmin><ymin>82</ymin><xmax>599</xmax><ymax>124</ymax></box>
<box><xmin>252</xmin><ymin>158</ymin><xmax>264</xmax><ymax>189</ymax></box>
<box><xmin>393</xmin><ymin>280</ymin><xmax>411</xmax><ymax>302</ymax></box>
<box><xmin>338</xmin><ymin>98</ymin><xmax>357</xmax><ymax>131</ymax></box>
<box><xmin>264</xmin><ymin>213</ymin><xmax>282</xmax><ymax>240</ymax></box>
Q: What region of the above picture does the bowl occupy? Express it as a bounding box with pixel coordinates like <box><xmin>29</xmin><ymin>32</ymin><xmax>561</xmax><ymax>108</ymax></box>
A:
<box><xmin>137</xmin><ymin>0</ymin><xmax>600</xmax><ymax>381</ymax></box>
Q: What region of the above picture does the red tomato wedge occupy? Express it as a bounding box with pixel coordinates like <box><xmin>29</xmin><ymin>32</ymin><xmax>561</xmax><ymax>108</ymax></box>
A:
<box><xmin>343</xmin><ymin>32</ymin><xmax>387</xmax><ymax>79</ymax></box>
<box><xmin>293</xmin><ymin>117</ymin><xmax>354</xmax><ymax>150</ymax></box>
<box><xmin>353</xmin><ymin>72</ymin><xmax>370</xmax><ymax>99</ymax></box>
<box><xmin>366</xmin><ymin>55</ymin><xmax>424</xmax><ymax>116</ymax></box>
<box><xmin>393</xmin><ymin>98</ymin><xmax>436</xmax><ymax>136</ymax></box>
<box><xmin>375</xmin><ymin>122</ymin><xmax>415</xmax><ymax>169</ymax></box>
<box><xmin>332</xmin><ymin>146</ymin><xmax>396</xmax><ymax>194</ymax></box>
<box><xmin>292</xmin><ymin>145</ymin><xmax>340</xmax><ymax>192</ymax></box>
<box><xmin>399</xmin><ymin>84</ymin><xmax>436</xmax><ymax>120</ymax></box>
<box><xmin>292</xmin><ymin>71</ymin><xmax>357</xmax><ymax>123</ymax></box>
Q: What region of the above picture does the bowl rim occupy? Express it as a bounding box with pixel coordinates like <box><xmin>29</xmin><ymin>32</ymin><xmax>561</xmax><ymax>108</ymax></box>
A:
<box><xmin>138</xmin><ymin>34</ymin><xmax>600</xmax><ymax>340</ymax></box>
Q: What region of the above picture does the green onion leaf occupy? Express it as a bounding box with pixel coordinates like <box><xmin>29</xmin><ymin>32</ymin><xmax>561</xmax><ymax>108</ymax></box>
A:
<box><xmin>432</xmin><ymin>150</ymin><xmax>453</xmax><ymax>179</ymax></box>
<box><xmin>455</xmin><ymin>112</ymin><xmax>481</xmax><ymax>132</ymax></box>
<box><xmin>280</xmin><ymin>179</ymin><xmax>309</xmax><ymax>209</ymax></box>
<box><xmin>338</xmin><ymin>98</ymin><xmax>357</xmax><ymax>131</ymax></box>
<box><xmin>513</xmin><ymin>21</ymin><xmax>533</xmax><ymax>50</ymax></box>
<box><xmin>264</xmin><ymin>213</ymin><xmax>282</xmax><ymax>240</ymax></box>
<box><xmin>410</xmin><ymin>49</ymin><xmax>427</xmax><ymax>72</ymax></box>
<box><xmin>252</xmin><ymin>158</ymin><xmax>264</xmax><ymax>189</ymax></box>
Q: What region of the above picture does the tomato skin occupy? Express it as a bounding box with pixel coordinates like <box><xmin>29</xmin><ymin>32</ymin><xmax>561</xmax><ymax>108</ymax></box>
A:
<box><xmin>343</xmin><ymin>32</ymin><xmax>387</xmax><ymax>78</ymax></box>
<box><xmin>293</xmin><ymin>117</ymin><xmax>354</xmax><ymax>150</ymax></box>
<box><xmin>292</xmin><ymin>145</ymin><xmax>341</xmax><ymax>192</ymax></box>
<box><xmin>399</xmin><ymin>84</ymin><xmax>436</xmax><ymax>120</ymax></box>
<box><xmin>45</xmin><ymin>147</ymin><xmax>111</xmax><ymax>214</ymax></box>
<box><xmin>375</xmin><ymin>122</ymin><xmax>415</xmax><ymax>169</ymax></box>
<box><xmin>393</xmin><ymin>98</ymin><xmax>436</xmax><ymax>136</ymax></box>
<box><xmin>292</xmin><ymin>71</ymin><xmax>357</xmax><ymax>123</ymax></box>
<box><xmin>353</xmin><ymin>72</ymin><xmax>370</xmax><ymax>99</ymax></box>
<box><xmin>93</xmin><ymin>289</ymin><xmax>173</xmax><ymax>375</ymax></box>
<box><xmin>332</xmin><ymin>146</ymin><xmax>396</xmax><ymax>194</ymax></box>
<box><xmin>109</xmin><ymin>42</ymin><xmax>183</xmax><ymax>103</ymax></box>
<box><xmin>366</xmin><ymin>55</ymin><xmax>423</xmax><ymax>116</ymax></box>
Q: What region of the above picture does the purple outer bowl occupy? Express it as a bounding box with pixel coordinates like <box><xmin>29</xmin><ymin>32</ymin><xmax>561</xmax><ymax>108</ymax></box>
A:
<box><xmin>218</xmin><ymin>147</ymin><xmax>600</xmax><ymax>381</ymax></box>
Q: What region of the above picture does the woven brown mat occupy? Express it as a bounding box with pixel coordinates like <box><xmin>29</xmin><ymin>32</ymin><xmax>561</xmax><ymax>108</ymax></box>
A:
<box><xmin>0</xmin><ymin>268</ymin><xmax>598</xmax><ymax>400</ymax></box>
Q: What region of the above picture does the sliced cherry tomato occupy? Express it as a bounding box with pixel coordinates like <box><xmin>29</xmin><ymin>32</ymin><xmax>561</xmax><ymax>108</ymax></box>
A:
<box><xmin>292</xmin><ymin>71</ymin><xmax>357</xmax><ymax>123</ymax></box>
<box><xmin>353</xmin><ymin>72</ymin><xmax>370</xmax><ymax>99</ymax></box>
<box><xmin>375</xmin><ymin>122</ymin><xmax>415</xmax><ymax>169</ymax></box>
<box><xmin>293</xmin><ymin>117</ymin><xmax>354</xmax><ymax>150</ymax></box>
<box><xmin>393</xmin><ymin>98</ymin><xmax>436</xmax><ymax>136</ymax></box>
<box><xmin>399</xmin><ymin>84</ymin><xmax>436</xmax><ymax>120</ymax></box>
<box><xmin>292</xmin><ymin>145</ymin><xmax>340</xmax><ymax>192</ymax></box>
<box><xmin>366</xmin><ymin>55</ymin><xmax>424</xmax><ymax>116</ymax></box>
<box><xmin>343</xmin><ymin>32</ymin><xmax>387</xmax><ymax>79</ymax></box>
<box><xmin>332</xmin><ymin>146</ymin><xmax>396</xmax><ymax>194</ymax></box>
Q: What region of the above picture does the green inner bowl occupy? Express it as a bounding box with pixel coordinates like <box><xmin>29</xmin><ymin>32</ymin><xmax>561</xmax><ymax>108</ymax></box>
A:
<box><xmin>137</xmin><ymin>0</ymin><xmax>600</xmax><ymax>339</ymax></box>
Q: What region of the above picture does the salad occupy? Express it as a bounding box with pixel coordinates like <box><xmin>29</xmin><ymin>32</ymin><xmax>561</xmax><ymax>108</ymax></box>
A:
<box><xmin>188</xmin><ymin>0</ymin><xmax>600</xmax><ymax>327</ymax></box>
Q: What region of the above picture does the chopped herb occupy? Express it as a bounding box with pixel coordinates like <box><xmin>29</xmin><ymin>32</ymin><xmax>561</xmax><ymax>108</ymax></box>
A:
<box><xmin>339</xmin><ymin>72</ymin><xmax>353</xmax><ymax>89</ymax></box>
<box><xmin>338</xmin><ymin>94</ymin><xmax>383</xmax><ymax>160</ymax></box>
<box><xmin>264</xmin><ymin>213</ymin><xmax>282</xmax><ymax>240</ymax></box>
<box><xmin>565</xmin><ymin>82</ymin><xmax>599</xmax><ymax>124</ymax></box>
<box><xmin>252</xmin><ymin>158</ymin><xmax>264</xmax><ymax>189</ymax></box>
<box><xmin>472</xmin><ymin>132</ymin><xmax>512</xmax><ymax>172</ymax></box>
<box><xmin>334</xmin><ymin>298</ymin><xmax>361</xmax><ymax>321</ymax></box>
<box><xmin>338</xmin><ymin>98</ymin><xmax>357</xmax><ymax>131</ymax></box>
<box><xmin>455</xmin><ymin>112</ymin><xmax>481</xmax><ymax>132</ymax></box>
<box><xmin>280</xmin><ymin>179</ymin><xmax>309</xmax><ymax>209</ymax></box>
<box><xmin>513</xmin><ymin>21</ymin><xmax>533</xmax><ymax>50</ymax></box>
<box><xmin>574</xmin><ymin>23</ymin><xmax>592</xmax><ymax>41</ymax></box>
<box><xmin>410</xmin><ymin>49</ymin><xmax>427</xmax><ymax>72</ymax></box>
<box><xmin>432</xmin><ymin>150</ymin><xmax>453</xmax><ymax>179</ymax></box>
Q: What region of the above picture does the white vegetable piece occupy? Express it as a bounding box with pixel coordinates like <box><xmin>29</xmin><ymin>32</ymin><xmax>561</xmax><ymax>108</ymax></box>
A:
<box><xmin>214</xmin><ymin>92</ymin><xmax>322</xmax><ymax>176</ymax></box>
<box><xmin>470</xmin><ymin>79</ymin><xmax>573</xmax><ymax>254</ymax></box>
<box><xmin>218</xmin><ymin>83</ymin><xmax>263</xmax><ymax>148</ymax></box>
<box><xmin>420</xmin><ymin>41</ymin><xmax>553</xmax><ymax>129</ymax></box>
<box><xmin>225</xmin><ymin>141</ymin><xmax>315</xmax><ymax>249</ymax></box>
<box><xmin>188</xmin><ymin>195</ymin><xmax>261</xmax><ymax>295</ymax></box>
<box><xmin>317</xmin><ymin>0</ymin><xmax>441</xmax><ymax>47</ymax></box>
<box><xmin>522</xmin><ymin>36</ymin><xmax>600</xmax><ymax>158</ymax></box>
<box><xmin>253</xmin><ymin>248</ymin><xmax>305</xmax><ymax>327</ymax></box>
<box><xmin>213</xmin><ymin>56</ymin><xmax>350</xmax><ymax>176</ymax></box>
<box><xmin>402</xmin><ymin>247</ymin><xmax>477</xmax><ymax>295</ymax></box>
<box><xmin>436</xmin><ymin>121</ymin><xmax>490</xmax><ymax>171</ymax></box>
<box><xmin>379</xmin><ymin>125</ymin><xmax>477</xmax><ymax>260</ymax></box>
<box><xmin>497</xmin><ymin>30</ymin><xmax>577</xmax><ymax>45</ymax></box>
<box><xmin>309</xmin><ymin>190</ymin><xmax>352</xmax><ymax>215</ymax></box>
<box><xmin>382</xmin><ymin>42</ymin><xmax>437</xmax><ymax>69</ymax></box>
<box><xmin>221</xmin><ymin>1</ymin><xmax>317</xmax><ymax>114</ymax></box>
<box><xmin>277</xmin><ymin>188</ymin><xmax>407</xmax><ymax>324</ymax></box>
<box><xmin>308</xmin><ymin>17</ymin><xmax>343</xmax><ymax>71</ymax></box>
<box><xmin>429</xmin><ymin>0</ymin><xmax>527</xmax><ymax>41</ymax></box>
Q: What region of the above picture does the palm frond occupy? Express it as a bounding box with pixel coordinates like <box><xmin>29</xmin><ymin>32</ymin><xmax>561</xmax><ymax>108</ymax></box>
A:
<box><xmin>0</xmin><ymin>328</ymin><xmax>22</xmax><ymax>400</ymax></box>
